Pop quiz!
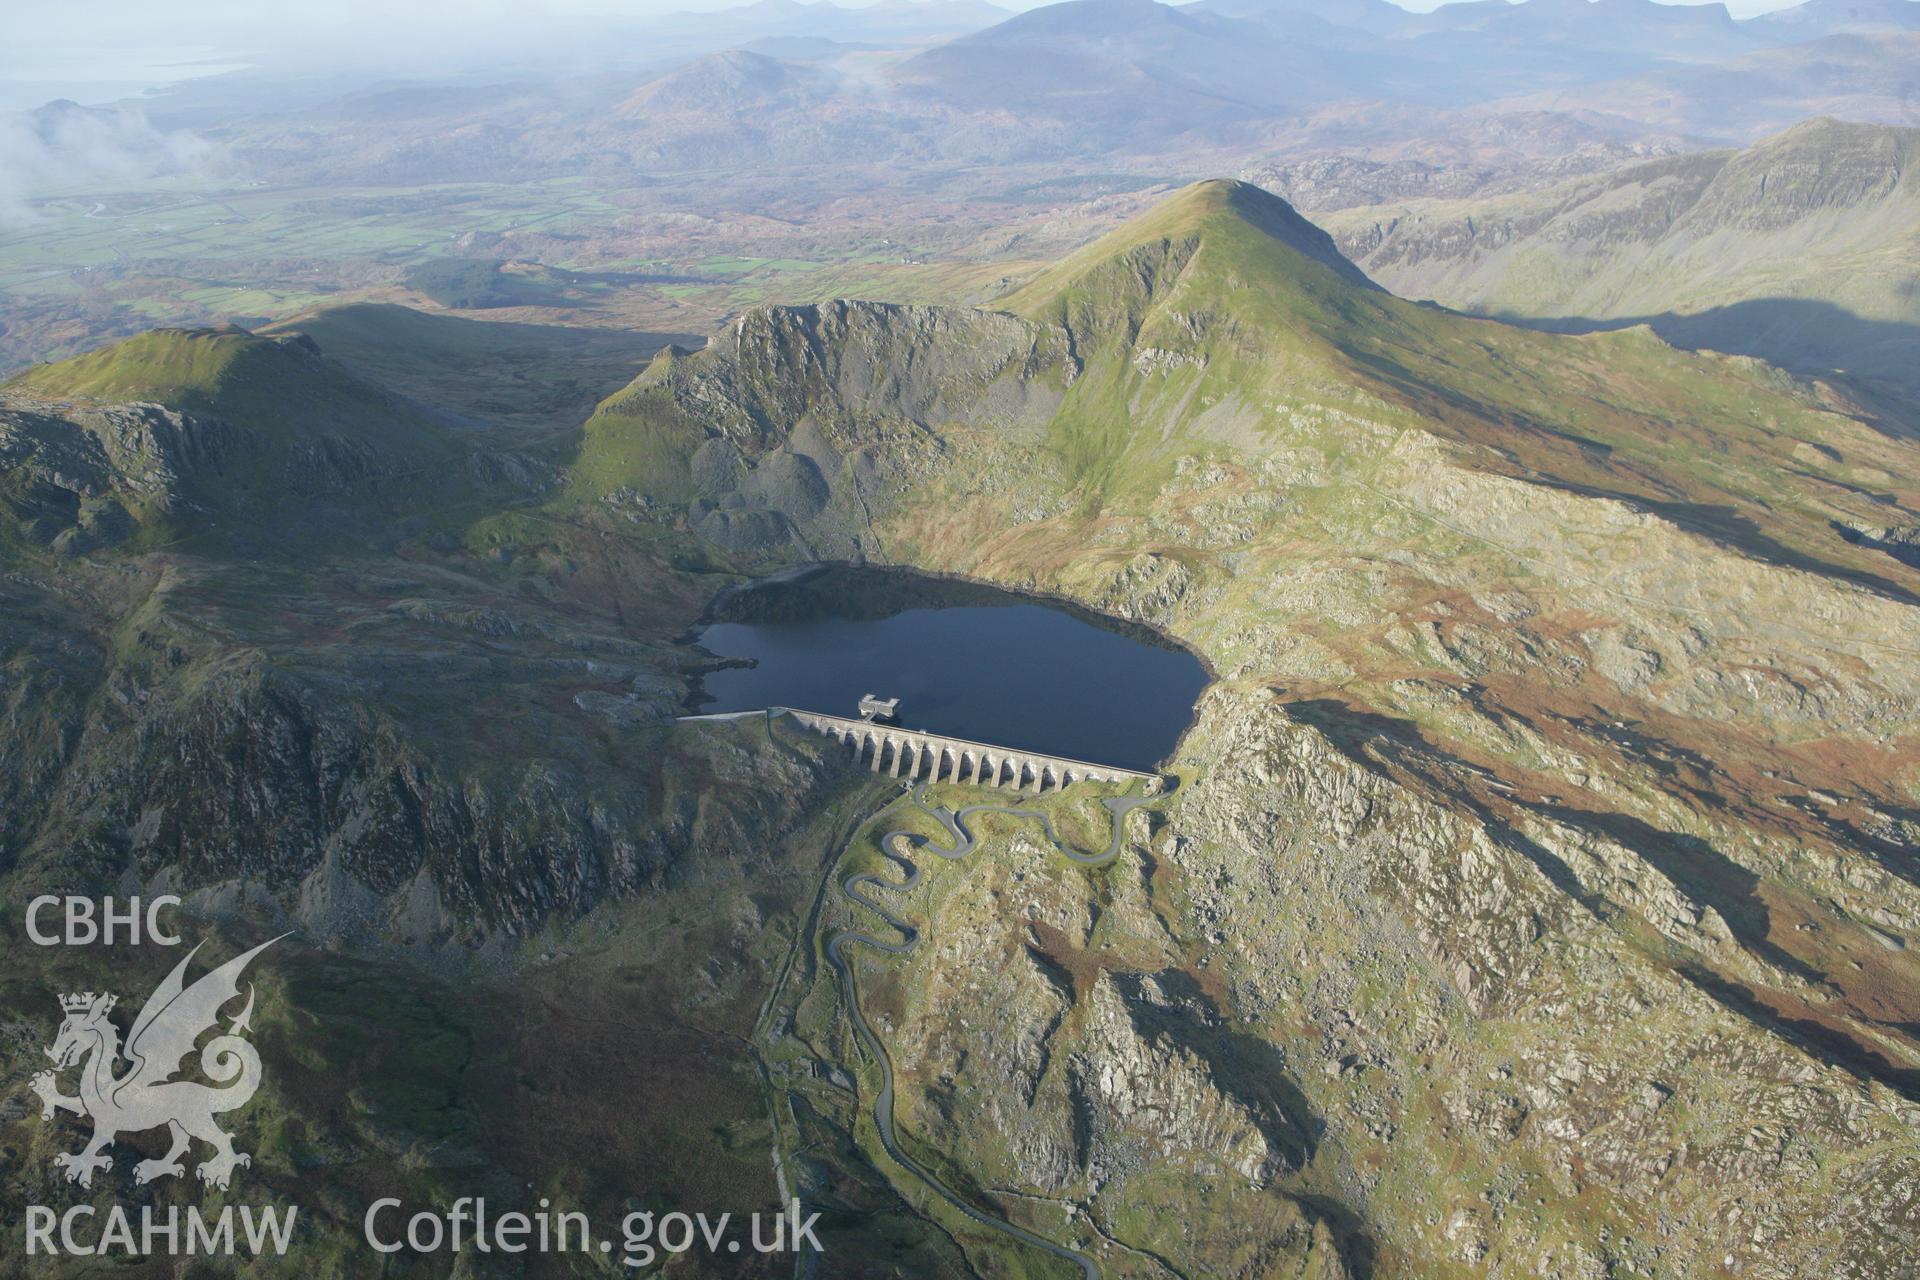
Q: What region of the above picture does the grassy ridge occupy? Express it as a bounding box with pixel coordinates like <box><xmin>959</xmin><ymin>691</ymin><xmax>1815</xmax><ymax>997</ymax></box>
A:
<box><xmin>7</xmin><ymin>324</ymin><xmax>441</xmax><ymax>444</ymax></box>
<box><xmin>0</xmin><ymin>325</ymin><xmax>488</xmax><ymax>556</ymax></box>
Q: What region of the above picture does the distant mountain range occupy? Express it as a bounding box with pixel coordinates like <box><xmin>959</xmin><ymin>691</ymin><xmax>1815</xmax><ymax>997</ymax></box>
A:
<box><xmin>6</xmin><ymin>0</ymin><xmax>1915</xmax><ymax>405</ymax></box>
<box><xmin>1318</xmin><ymin>117</ymin><xmax>1920</xmax><ymax>393</ymax></box>
<box><xmin>120</xmin><ymin>0</ymin><xmax>1920</xmax><ymax>186</ymax></box>
<box><xmin>885</xmin><ymin>0</ymin><xmax>1920</xmax><ymax>137</ymax></box>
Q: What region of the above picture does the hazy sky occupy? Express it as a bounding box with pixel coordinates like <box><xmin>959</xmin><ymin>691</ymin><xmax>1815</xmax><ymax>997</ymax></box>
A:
<box><xmin>0</xmin><ymin>0</ymin><xmax>1823</xmax><ymax>104</ymax></box>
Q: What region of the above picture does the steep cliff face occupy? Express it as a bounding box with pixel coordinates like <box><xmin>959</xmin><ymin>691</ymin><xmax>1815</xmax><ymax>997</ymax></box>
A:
<box><xmin>0</xmin><ymin>400</ymin><xmax>240</xmax><ymax>553</ymax></box>
<box><xmin>0</xmin><ymin>551</ymin><xmax>843</xmax><ymax>950</ymax></box>
<box><xmin>569</xmin><ymin>299</ymin><xmax>1072</xmax><ymax>557</ymax></box>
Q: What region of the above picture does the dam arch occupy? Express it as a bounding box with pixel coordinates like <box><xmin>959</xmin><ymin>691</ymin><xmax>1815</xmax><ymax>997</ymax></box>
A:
<box><xmin>779</xmin><ymin>708</ymin><xmax>1164</xmax><ymax>794</ymax></box>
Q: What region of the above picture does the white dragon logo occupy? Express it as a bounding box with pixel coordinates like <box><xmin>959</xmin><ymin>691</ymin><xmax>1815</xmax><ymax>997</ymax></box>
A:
<box><xmin>29</xmin><ymin>936</ymin><xmax>282</xmax><ymax>1190</ymax></box>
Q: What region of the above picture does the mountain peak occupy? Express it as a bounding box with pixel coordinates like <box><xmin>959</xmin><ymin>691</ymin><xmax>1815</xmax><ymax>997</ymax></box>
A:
<box><xmin>1004</xmin><ymin>178</ymin><xmax>1380</xmax><ymax>321</ymax></box>
<box><xmin>1147</xmin><ymin>179</ymin><xmax>1381</xmax><ymax>282</ymax></box>
<box><xmin>619</xmin><ymin>46</ymin><xmax>827</xmax><ymax>116</ymax></box>
<box><xmin>1759</xmin><ymin>113</ymin><xmax>1918</xmax><ymax>150</ymax></box>
<box><xmin>955</xmin><ymin>0</ymin><xmax>1189</xmax><ymax>40</ymax></box>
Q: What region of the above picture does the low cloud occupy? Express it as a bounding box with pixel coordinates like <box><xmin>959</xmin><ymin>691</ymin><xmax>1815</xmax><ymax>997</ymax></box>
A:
<box><xmin>0</xmin><ymin>101</ymin><xmax>228</xmax><ymax>225</ymax></box>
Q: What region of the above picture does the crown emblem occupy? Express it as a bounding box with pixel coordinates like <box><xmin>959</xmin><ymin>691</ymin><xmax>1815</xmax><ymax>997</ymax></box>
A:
<box><xmin>59</xmin><ymin>992</ymin><xmax>113</xmax><ymax>1015</ymax></box>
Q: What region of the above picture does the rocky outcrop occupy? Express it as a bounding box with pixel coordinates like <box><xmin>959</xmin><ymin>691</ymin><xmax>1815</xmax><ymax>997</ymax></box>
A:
<box><xmin>0</xmin><ymin>400</ymin><xmax>244</xmax><ymax>547</ymax></box>
<box><xmin>652</xmin><ymin>300</ymin><xmax>1068</xmax><ymax>446</ymax></box>
<box><xmin>0</xmin><ymin>534</ymin><xmax>835</xmax><ymax>964</ymax></box>
<box><xmin>1160</xmin><ymin>687</ymin><xmax>1920</xmax><ymax>1277</ymax></box>
<box><xmin>850</xmin><ymin>812</ymin><xmax>1346</xmax><ymax>1276</ymax></box>
<box><xmin>10</xmin><ymin>629</ymin><xmax>840</xmax><ymax>949</ymax></box>
<box><xmin>581</xmin><ymin>299</ymin><xmax>1074</xmax><ymax>560</ymax></box>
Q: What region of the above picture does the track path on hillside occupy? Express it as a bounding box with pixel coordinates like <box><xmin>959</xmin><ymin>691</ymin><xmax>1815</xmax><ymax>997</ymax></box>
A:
<box><xmin>826</xmin><ymin>783</ymin><xmax>1154</xmax><ymax>1280</ymax></box>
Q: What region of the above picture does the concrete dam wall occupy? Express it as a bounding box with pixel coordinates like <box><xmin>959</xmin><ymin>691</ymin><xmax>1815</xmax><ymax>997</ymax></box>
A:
<box><xmin>779</xmin><ymin>708</ymin><xmax>1164</xmax><ymax>794</ymax></box>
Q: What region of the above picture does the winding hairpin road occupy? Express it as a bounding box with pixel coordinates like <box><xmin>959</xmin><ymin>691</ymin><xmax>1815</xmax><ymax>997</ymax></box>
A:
<box><xmin>825</xmin><ymin>783</ymin><xmax>1157</xmax><ymax>1280</ymax></box>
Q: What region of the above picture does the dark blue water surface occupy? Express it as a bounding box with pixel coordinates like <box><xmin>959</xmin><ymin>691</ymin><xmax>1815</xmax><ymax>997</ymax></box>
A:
<box><xmin>692</xmin><ymin>574</ymin><xmax>1208</xmax><ymax>772</ymax></box>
